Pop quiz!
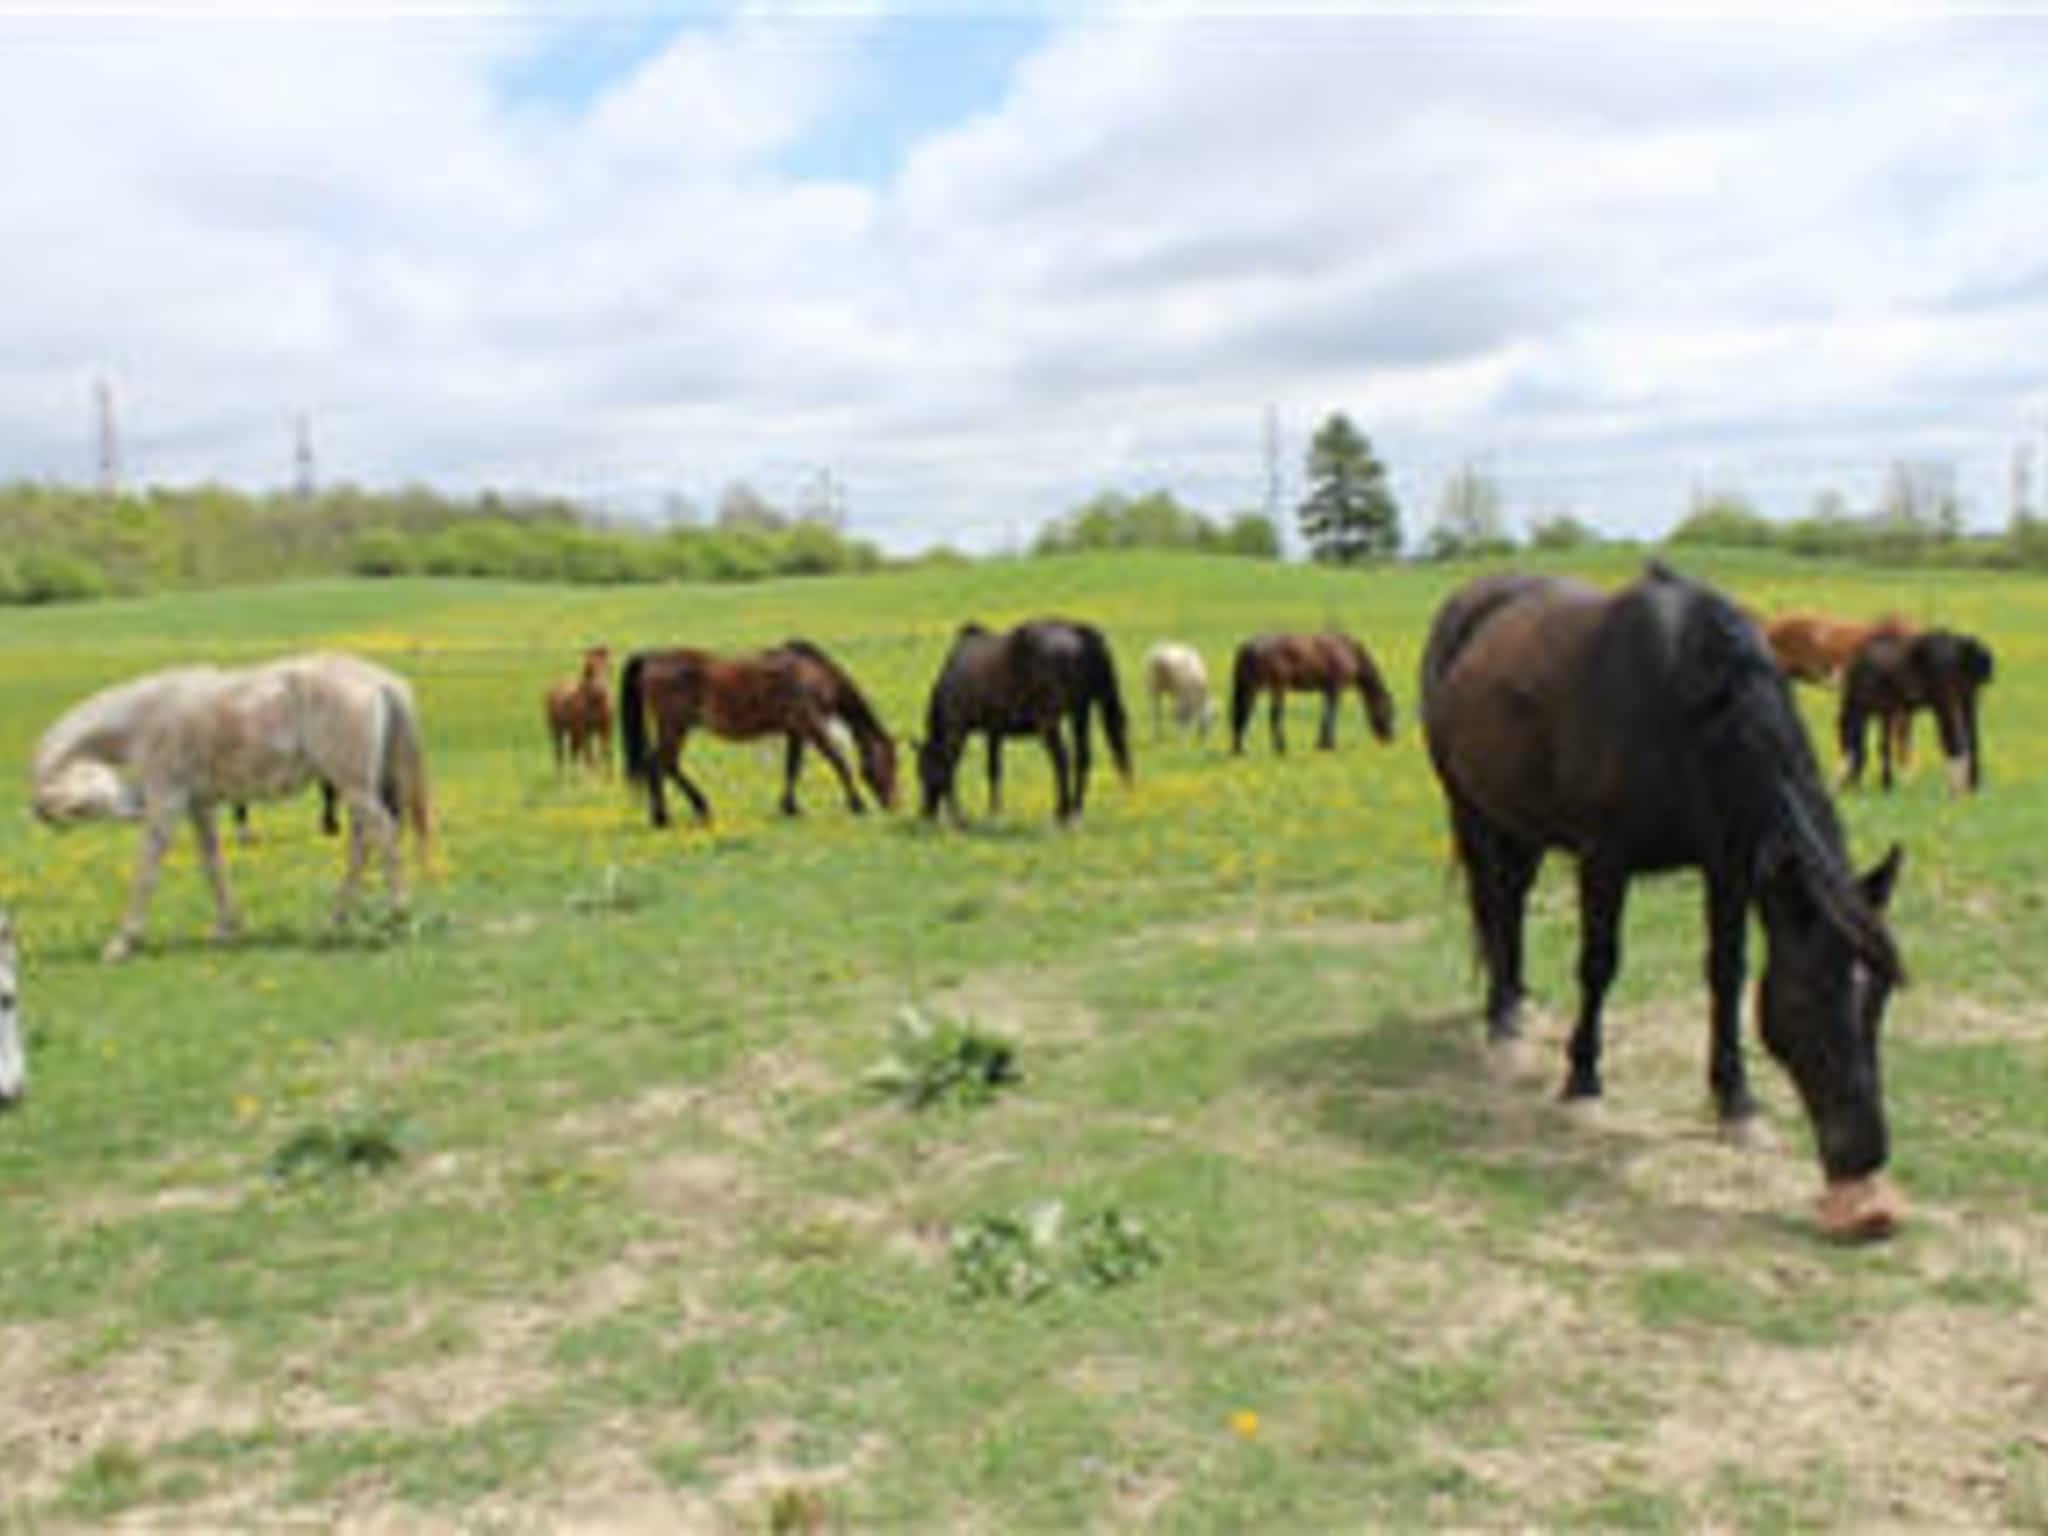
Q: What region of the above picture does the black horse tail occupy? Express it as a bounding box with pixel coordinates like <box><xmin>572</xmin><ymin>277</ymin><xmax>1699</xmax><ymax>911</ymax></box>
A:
<box><xmin>618</xmin><ymin>652</ymin><xmax>653</xmax><ymax>796</ymax></box>
<box><xmin>1230</xmin><ymin>641</ymin><xmax>1260</xmax><ymax>749</ymax></box>
<box><xmin>1078</xmin><ymin>625</ymin><xmax>1131</xmax><ymax>781</ymax></box>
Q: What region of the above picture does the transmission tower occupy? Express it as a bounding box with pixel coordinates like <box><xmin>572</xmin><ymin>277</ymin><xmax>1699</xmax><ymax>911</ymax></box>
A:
<box><xmin>93</xmin><ymin>376</ymin><xmax>120</xmax><ymax>495</ymax></box>
<box><xmin>293</xmin><ymin>414</ymin><xmax>317</xmax><ymax>500</ymax></box>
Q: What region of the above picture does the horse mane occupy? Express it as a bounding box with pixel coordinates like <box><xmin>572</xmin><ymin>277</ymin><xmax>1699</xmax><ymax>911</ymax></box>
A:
<box><xmin>31</xmin><ymin>667</ymin><xmax>216</xmax><ymax>785</ymax></box>
<box><xmin>1662</xmin><ymin>569</ymin><xmax>1902</xmax><ymax>982</ymax></box>
<box><xmin>778</xmin><ymin>638</ymin><xmax>889</xmax><ymax>746</ymax></box>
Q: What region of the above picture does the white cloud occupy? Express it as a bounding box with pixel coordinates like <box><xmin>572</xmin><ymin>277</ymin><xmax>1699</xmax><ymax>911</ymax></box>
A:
<box><xmin>1</xmin><ymin>11</ymin><xmax>2045</xmax><ymax>548</ymax></box>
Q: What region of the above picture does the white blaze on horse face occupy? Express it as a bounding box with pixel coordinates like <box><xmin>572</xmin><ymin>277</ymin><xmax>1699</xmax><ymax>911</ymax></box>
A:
<box><xmin>0</xmin><ymin>917</ymin><xmax>23</xmax><ymax>1106</ymax></box>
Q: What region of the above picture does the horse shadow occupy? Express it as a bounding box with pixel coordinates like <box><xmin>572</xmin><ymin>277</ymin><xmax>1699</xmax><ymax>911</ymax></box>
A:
<box><xmin>1247</xmin><ymin>1008</ymin><xmax>1815</xmax><ymax>1251</ymax></box>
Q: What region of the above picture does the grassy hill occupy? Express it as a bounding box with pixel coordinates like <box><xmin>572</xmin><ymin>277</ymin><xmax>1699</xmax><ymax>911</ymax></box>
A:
<box><xmin>2</xmin><ymin>551</ymin><xmax>2045</xmax><ymax>1528</ymax></box>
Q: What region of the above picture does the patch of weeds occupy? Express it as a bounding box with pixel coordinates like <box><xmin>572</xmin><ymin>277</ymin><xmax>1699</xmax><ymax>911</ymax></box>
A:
<box><xmin>768</xmin><ymin>1484</ymin><xmax>832</xmax><ymax>1534</ymax></box>
<box><xmin>951</xmin><ymin>1200</ymin><xmax>1161</xmax><ymax>1303</ymax></box>
<box><xmin>1934</xmin><ymin>1264</ymin><xmax>2032</xmax><ymax>1311</ymax></box>
<box><xmin>268</xmin><ymin>1110</ymin><xmax>416</xmax><ymax>1183</ymax></box>
<box><xmin>866</xmin><ymin>1004</ymin><xmax>1020</xmax><ymax>1111</ymax></box>
<box><xmin>57</xmin><ymin>1442</ymin><xmax>148</xmax><ymax>1519</ymax></box>
<box><xmin>565</xmin><ymin>863</ymin><xmax>648</xmax><ymax>915</ymax></box>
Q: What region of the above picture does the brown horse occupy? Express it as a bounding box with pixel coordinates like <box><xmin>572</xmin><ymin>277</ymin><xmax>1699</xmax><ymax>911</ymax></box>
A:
<box><xmin>1422</xmin><ymin>563</ymin><xmax>1907</xmax><ymax>1235</ymax></box>
<box><xmin>917</xmin><ymin>619</ymin><xmax>1131</xmax><ymax>824</ymax></box>
<box><xmin>1840</xmin><ymin>628</ymin><xmax>1994</xmax><ymax>794</ymax></box>
<box><xmin>545</xmin><ymin>645</ymin><xmax>613</xmax><ymax>773</ymax></box>
<box><xmin>1764</xmin><ymin>610</ymin><xmax>1914</xmax><ymax>686</ymax></box>
<box><xmin>1229</xmin><ymin>632</ymin><xmax>1395</xmax><ymax>754</ymax></box>
<box><xmin>618</xmin><ymin>639</ymin><xmax>896</xmax><ymax>825</ymax></box>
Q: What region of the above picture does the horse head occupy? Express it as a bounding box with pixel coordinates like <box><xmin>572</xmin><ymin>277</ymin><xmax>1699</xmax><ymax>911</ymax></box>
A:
<box><xmin>860</xmin><ymin>732</ymin><xmax>900</xmax><ymax>811</ymax></box>
<box><xmin>31</xmin><ymin>759</ymin><xmax>138</xmax><ymax>825</ymax></box>
<box><xmin>1756</xmin><ymin>827</ymin><xmax>1905</xmax><ymax>1184</ymax></box>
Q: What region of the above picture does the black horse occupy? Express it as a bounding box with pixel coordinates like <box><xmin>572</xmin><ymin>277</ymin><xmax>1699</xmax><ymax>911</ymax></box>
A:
<box><xmin>1421</xmin><ymin>563</ymin><xmax>1906</xmax><ymax>1210</ymax></box>
<box><xmin>918</xmin><ymin>619</ymin><xmax>1131</xmax><ymax>823</ymax></box>
<box><xmin>1839</xmin><ymin>628</ymin><xmax>1993</xmax><ymax>794</ymax></box>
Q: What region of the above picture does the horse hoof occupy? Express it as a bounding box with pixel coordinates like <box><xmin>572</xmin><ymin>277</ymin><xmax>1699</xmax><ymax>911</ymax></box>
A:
<box><xmin>1483</xmin><ymin>1033</ymin><xmax>1529</xmax><ymax>1079</ymax></box>
<box><xmin>1816</xmin><ymin>1175</ymin><xmax>1906</xmax><ymax>1242</ymax></box>
<box><xmin>209</xmin><ymin>923</ymin><xmax>242</xmax><ymax>945</ymax></box>
<box><xmin>1559</xmin><ymin>1095</ymin><xmax>1605</xmax><ymax>1128</ymax></box>
<box><xmin>101</xmin><ymin>934</ymin><xmax>134</xmax><ymax>964</ymax></box>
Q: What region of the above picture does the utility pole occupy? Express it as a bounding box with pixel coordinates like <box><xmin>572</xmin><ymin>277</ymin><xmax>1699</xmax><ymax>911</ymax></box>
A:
<box><xmin>293</xmin><ymin>414</ymin><xmax>317</xmax><ymax>501</ymax></box>
<box><xmin>2012</xmin><ymin>440</ymin><xmax>2035</xmax><ymax>529</ymax></box>
<box><xmin>1262</xmin><ymin>404</ymin><xmax>1282</xmax><ymax>526</ymax></box>
<box><xmin>93</xmin><ymin>375</ymin><xmax>120</xmax><ymax>496</ymax></box>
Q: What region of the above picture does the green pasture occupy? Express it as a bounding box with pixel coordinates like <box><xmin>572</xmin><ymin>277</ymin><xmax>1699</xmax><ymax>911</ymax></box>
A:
<box><xmin>1</xmin><ymin>550</ymin><xmax>2045</xmax><ymax>1530</ymax></box>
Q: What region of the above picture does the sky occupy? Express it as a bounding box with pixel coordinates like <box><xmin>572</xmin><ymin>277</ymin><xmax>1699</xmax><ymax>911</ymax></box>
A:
<box><xmin>2</xmin><ymin>4</ymin><xmax>2046</xmax><ymax>553</ymax></box>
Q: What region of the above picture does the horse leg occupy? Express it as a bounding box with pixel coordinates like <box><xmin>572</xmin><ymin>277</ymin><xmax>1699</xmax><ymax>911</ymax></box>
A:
<box><xmin>1317</xmin><ymin>686</ymin><xmax>1337</xmax><ymax>750</ymax></box>
<box><xmin>644</xmin><ymin>720</ymin><xmax>682</xmax><ymax>827</ymax></box>
<box><xmin>332</xmin><ymin>798</ymin><xmax>373</xmax><ymax>925</ymax></box>
<box><xmin>806</xmin><ymin>722</ymin><xmax>864</xmax><ymax>815</ymax></box>
<box><xmin>1041</xmin><ymin>724</ymin><xmax>1073</xmax><ymax>822</ymax></box>
<box><xmin>233</xmin><ymin>801</ymin><xmax>255</xmax><ymax>847</ymax></box>
<box><xmin>1269</xmin><ymin>689</ymin><xmax>1286</xmax><ymax>755</ymax></box>
<box><xmin>190</xmin><ymin>804</ymin><xmax>242</xmax><ymax>942</ymax></box>
<box><xmin>663</xmin><ymin>732</ymin><xmax>713</xmax><ymax>824</ymax></box>
<box><xmin>1878</xmin><ymin>708</ymin><xmax>1896</xmax><ymax>791</ymax></box>
<box><xmin>1453</xmin><ymin>800</ymin><xmax>1539</xmax><ymax>1042</ymax></box>
<box><xmin>1891</xmin><ymin>709</ymin><xmax>1913</xmax><ymax>771</ymax></box>
<box><xmin>320</xmin><ymin>781</ymin><xmax>339</xmax><ymax>837</ymax></box>
<box><xmin>1152</xmin><ymin>686</ymin><xmax>1164</xmax><ymax>742</ymax></box>
<box><xmin>781</xmin><ymin>734</ymin><xmax>806</xmax><ymax>816</ymax></box>
<box><xmin>107</xmin><ymin>808</ymin><xmax>179</xmax><ymax>962</ymax></box>
<box><xmin>1070</xmin><ymin>702</ymin><xmax>1093</xmax><ymax>814</ymax></box>
<box><xmin>1965</xmin><ymin>690</ymin><xmax>1983</xmax><ymax>792</ymax></box>
<box><xmin>986</xmin><ymin>736</ymin><xmax>1004</xmax><ymax>815</ymax></box>
<box><xmin>1704</xmin><ymin>870</ymin><xmax>1758</xmax><ymax>1127</ymax></box>
<box><xmin>1563</xmin><ymin>860</ymin><xmax>1629</xmax><ymax>1102</ymax></box>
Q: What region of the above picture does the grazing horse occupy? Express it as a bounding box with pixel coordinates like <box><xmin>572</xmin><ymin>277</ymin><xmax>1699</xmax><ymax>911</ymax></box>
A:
<box><xmin>1143</xmin><ymin>642</ymin><xmax>1215</xmax><ymax>742</ymax></box>
<box><xmin>918</xmin><ymin>620</ymin><xmax>1131</xmax><ymax>824</ymax></box>
<box><xmin>618</xmin><ymin>640</ymin><xmax>896</xmax><ymax>826</ymax></box>
<box><xmin>0</xmin><ymin>911</ymin><xmax>22</xmax><ymax>1111</ymax></box>
<box><xmin>545</xmin><ymin>644</ymin><xmax>614</xmax><ymax>774</ymax></box>
<box><xmin>31</xmin><ymin>653</ymin><xmax>434</xmax><ymax>962</ymax></box>
<box><xmin>1421</xmin><ymin>563</ymin><xmax>1907</xmax><ymax>1226</ymax></box>
<box><xmin>1230</xmin><ymin>632</ymin><xmax>1396</xmax><ymax>754</ymax></box>
<box><xmin>1764</xmin><ymin>610</ymin><xmax>1914</xmax><ymax>686</ymax></box>
<box><xmin>1840</xmin><ymin>629</ymin><xmax>1994</xmax><ymax>795</ymax></box>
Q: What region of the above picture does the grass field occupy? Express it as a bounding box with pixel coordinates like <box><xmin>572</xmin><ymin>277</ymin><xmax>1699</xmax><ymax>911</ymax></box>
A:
<box><xmin>2</xmin><ymin>549</ymin><xmax>2046</xmax><ymax>1531</ymax></box>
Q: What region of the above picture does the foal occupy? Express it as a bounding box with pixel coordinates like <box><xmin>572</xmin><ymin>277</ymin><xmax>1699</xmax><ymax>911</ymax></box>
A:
<box><xmin>545</xmin><ymin>645</ymin><xmax>614</xmax><ymax>773</ymax></box>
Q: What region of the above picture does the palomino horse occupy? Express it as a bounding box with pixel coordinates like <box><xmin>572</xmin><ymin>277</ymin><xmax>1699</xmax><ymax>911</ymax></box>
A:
<box><xmin>919</xmin><ymin>620</ymin><xmax>1131</xmax><ymax>824</ymax></box>
<box><xmin>31</xmin><ymin>653</ymin><xmax>433</xmax><ymax>961</ymax></box>
<box><xmin>1764</xmin><ymin>610</ymin><xmax>1914</xmax><ymax>685</ymax></box>
<box><xmin>0</xmin><ymin>911</ymin><xmax>22</xmax><ymax>1110</ymax></box>
<box><xmin>1143</xmin><ymin>642</ymin><xmax>1215</xmax><ymax>742</ymax></box>
<box><xmin>1422</xmin><ymin>564</ymin><xmax>1907</xmax><ymax>1235</ymax></box>
<box><xmin>545</xmin><ymin>644</ymin><xmax>613</xmax><ymax>773</ymax></box>
<box><xmin>1229</xmin><ymin>631</ymin><xmax>1395</xmax><ymax>754</ymax></box>
<box><xmin>618</xmin><ymin>639</ymin><xmax>896</xmax><ymax>826</ymax></box>
<box><xmin>1840</xmin><ymin>629</ymin><xmax>1994</xmax><ymax>794</ymax></box>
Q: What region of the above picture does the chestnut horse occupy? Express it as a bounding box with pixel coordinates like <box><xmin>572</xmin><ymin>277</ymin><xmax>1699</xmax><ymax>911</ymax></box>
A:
<box><xmin>1764</xmin><ymin>611</ymin><xmax>1914</xmax><ymax>686</ymax></box>
<box><xmin>1840</xmin><ymin>628</ymin><xmax>1994</xmax><ymax>794</ymax></box>
<box><xmin>1229</xmin><ymin>632</ymin><xmax>1395</xmax><ymax>754</ymax></box>
<box><xmin>618</xmin><ymin>639</ymin><xmax>895</xmax><ymax>825</ymax></box>
<box><xmin>545</xmin><ymin>645</ymin><xmax>614</xmax><ymax>773</ymax></box>
<box><xmin>918</xmin><ymin>620</ymin><xmax>1130</xmax><ymax>824</ymax></box>
<box><xmin>1422</xmin><ymin>563</ymin><xmax>1905</xmax><ymax>1221</ymax></box>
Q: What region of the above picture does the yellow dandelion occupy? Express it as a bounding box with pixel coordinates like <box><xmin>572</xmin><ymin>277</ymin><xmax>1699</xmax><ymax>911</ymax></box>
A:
<box><xmin>233</xmin><ymin>1093</ymin><xmax>263</xmax><ymax>1121</ymax></box>
<box><xmin>1230</xmin><ymin>1409</ymin><xmax>1260</xmax><ymax>1440</ymax></box>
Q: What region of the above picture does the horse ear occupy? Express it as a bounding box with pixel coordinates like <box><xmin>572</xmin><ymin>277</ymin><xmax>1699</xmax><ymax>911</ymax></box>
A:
<box><xmin>1860</xmin><ymin>842</ymin><xmax>1904</xmax><ymax>913</ymax></box>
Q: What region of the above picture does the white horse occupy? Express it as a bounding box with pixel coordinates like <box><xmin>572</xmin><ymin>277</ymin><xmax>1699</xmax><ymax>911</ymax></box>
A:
<box><xmin>31</xmin><ymin>653</ymin><xmax>433</xmax><ymax>961</ymax></box>
<box><xmin>0</xmin><ymin>911</ymin><xmax>23</xmax><ymax>1109</ymax></box>
<box><xmin>1144</xmin><ymin>642</ymin><xmax>1215</xmax><ymax>742</ymax></box>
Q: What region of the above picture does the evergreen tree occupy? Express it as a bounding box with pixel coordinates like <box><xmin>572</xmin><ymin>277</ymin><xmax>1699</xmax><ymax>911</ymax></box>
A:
<box><xmin>1298</xmin><ymin>413</ymin><xmax>1401</xmax><ymax>562</ymax></box>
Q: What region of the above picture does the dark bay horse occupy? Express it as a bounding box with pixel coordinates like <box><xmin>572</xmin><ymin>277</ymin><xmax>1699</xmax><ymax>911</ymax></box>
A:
<box><xmin>1230</xmin><ymin>632</ymin><xmax>1396</xmax><ymax>754</ymax></box>
<box><xmin>918</xmin><ymin>620</ymin><xmax>1130</xmax><ymax>824</ymax></box>
<box><xmin>618</xmin><ymin>640</ymin><xmax>896</xmax><ymax>826</ymax></box>
<box><xmin>1839</xmin><ymin>629</ymin><xmax>1993</xmax><ymax>794</ymax></box>
<box><xmin>1422</xmin><ymin>563</ymin><xmax>1906</xmax><ymax>1226</ymax></box>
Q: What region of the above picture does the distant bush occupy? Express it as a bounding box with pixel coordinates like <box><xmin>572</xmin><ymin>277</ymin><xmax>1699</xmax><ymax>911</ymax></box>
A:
<box><xmin>15</xmin><ymin>549</ymin><xmax>110</xmax><ymax>604</ymax></box>
<box><xmin>1035</xmin><ymin>489</ymin><xmax>1279</xmax><ymax>560</ymax></box>
<box><xmin>1528</xmin><ymin>514</ymin><xmax>1602</xmax><ymax>552</ymax></box>
<box><xmin>0</xmin><ymin>479</ymin><xmax>893</xmax><ymax>603</ymax></box>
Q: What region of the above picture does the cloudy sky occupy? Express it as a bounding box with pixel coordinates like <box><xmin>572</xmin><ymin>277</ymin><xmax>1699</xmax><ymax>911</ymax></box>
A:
<box><xmin>2</xmin><ymin>4</ymin><xmax>2045</xmax><ymax>552</ymax></box>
